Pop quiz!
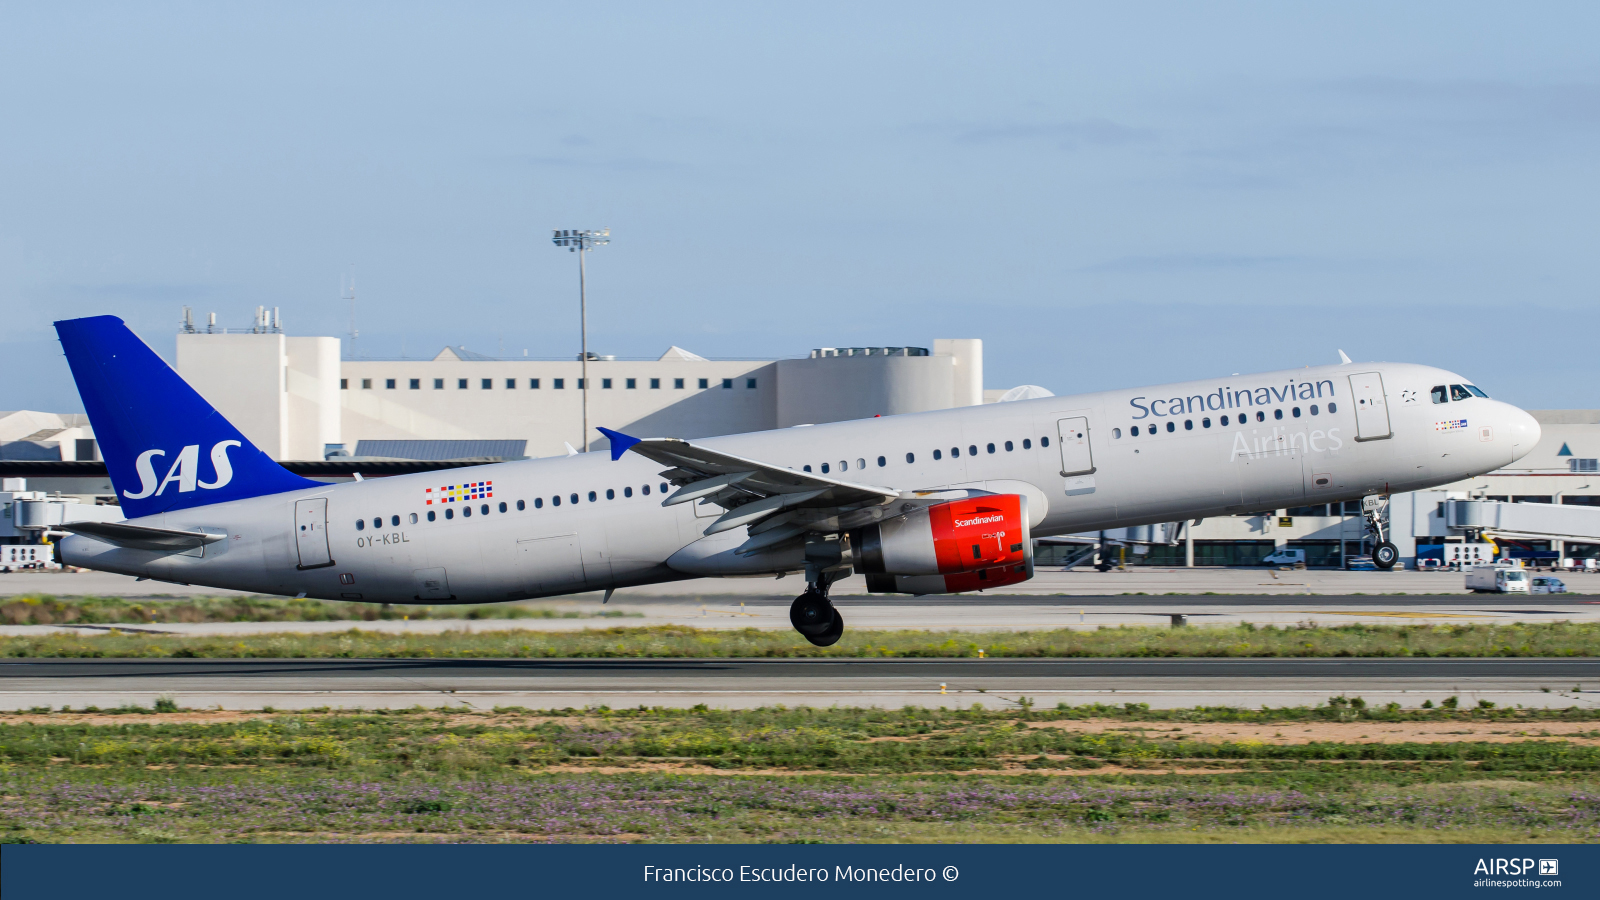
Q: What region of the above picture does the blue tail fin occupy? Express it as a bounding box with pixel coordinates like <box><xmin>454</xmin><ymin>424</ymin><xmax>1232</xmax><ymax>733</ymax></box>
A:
<box><xmin>55</xmin><ymin>315</ymin><xmax>320</xmax><ymax>519</ymax></box>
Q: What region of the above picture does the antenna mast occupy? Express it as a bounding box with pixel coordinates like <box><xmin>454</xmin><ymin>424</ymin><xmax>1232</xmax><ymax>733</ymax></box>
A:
<box><xmin>343</xmin><ymin>267</ymin><xmax>358</xmax><ymax>359</ymax></box>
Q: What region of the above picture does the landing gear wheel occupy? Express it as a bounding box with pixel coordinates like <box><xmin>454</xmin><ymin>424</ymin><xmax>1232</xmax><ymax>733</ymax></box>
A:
<box><xmin>790</xmin><ymin>592</ymin><xmax>835</xmax><ymax>636</ymax></box>
<box><xmin>1373</xmin><ymin>541</ymin><xmax>1399</xmax><ymax>570</ymax></box>
<box><xmin>804</xmin><ymin>609</ymin><xmax>844</xmax><ymax>647</ymax></box>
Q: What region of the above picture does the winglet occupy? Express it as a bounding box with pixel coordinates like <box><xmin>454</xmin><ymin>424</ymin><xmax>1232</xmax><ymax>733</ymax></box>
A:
<box><xmin>596</xmin><ymin>427</ymin><xmax>643</xmax><ymax>461</ymax></box>
<box><xmin>1337</xmin><ymin>349</ymin><xmax>1352</xmax><ymax>365</ymax></box>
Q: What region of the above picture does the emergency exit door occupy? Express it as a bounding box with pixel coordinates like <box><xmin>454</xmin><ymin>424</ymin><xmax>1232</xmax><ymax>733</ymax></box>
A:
<box><xmin>1348</xmin><ymin>372</ymin><xmax>1392</xmax><ymax>442</ymax></box>
<box><xmin>1056</xmin><ymin>417</ymin><xmax>1095</xmax><ymax>475</ymax></box>
<box><xmin>294</xmin><ymin>497</ymin><xmax>334</xmax><ymax>570</ymax></box>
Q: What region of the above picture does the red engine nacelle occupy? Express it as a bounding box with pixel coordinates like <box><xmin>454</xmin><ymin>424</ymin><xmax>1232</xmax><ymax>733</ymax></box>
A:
<box><xmin>852</xmin><ymin>494</ymin><xmax>1032</xmax><ymax>577</ymax></box>
<box><xmin>863</xmin><ymin>560</ymin><xmax>1034</xmax><ymax>595</ymax></box>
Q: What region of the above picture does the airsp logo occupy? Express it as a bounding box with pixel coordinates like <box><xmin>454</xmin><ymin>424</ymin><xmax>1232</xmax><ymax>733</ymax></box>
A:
<box><xmin>122</xmin><ymin>441</ymin><xmax>243</xmax><ymax>499</ymax></box>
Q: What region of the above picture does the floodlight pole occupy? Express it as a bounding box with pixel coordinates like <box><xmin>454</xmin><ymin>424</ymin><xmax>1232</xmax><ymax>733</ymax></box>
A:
<box><xmin>552</xmin><ymin>228</ymin><xmax>610</xmax><ymax>452</ymax></box>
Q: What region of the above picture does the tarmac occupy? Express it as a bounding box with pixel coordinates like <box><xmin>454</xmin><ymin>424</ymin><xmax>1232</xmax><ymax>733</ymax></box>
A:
<box><xmin>4</xmin><ymin>568</ymin><xmax>1596</xmax><ymax>710</ymax></box>
<box><xmin>1</xmin><ymin>657</ymin><xmax>1594</xmax><ymax>712</ymax></box>
<box><xmin>1</xmin><ymin>568</ymin><xmax>1596</xmax><ymax>637</ymax></box>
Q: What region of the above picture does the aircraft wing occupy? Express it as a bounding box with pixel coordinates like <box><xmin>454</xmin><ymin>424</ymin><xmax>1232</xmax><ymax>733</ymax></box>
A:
<box><xmin>598</xmin><ymin>427</ymin><xmax>915</xmax><ymax>554</ymax></box>
<box><xmin>62</xmin><ymin>521</ymin><xmax>227</xmax><ymax>552</ymax></box>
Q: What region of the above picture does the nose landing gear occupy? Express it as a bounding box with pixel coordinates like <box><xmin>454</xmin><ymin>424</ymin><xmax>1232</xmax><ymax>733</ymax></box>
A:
<box><xmin>790</xmin><ymin>573</ymin><xmax>845</xmax><ymax>647</ymax></box>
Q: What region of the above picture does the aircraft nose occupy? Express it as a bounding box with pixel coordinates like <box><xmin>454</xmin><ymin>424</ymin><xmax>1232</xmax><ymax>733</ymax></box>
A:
<box><xmin>1502</xmin><ymin>404</ymin><xmax>1541</xmax><ymax>456</ymax></box>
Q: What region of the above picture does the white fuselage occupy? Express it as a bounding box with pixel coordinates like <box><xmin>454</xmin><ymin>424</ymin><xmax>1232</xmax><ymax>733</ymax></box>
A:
<box><xmin>61</xmin><ymin>361</ymin><xmax>1540</xmax><ymax>603</ymax></box>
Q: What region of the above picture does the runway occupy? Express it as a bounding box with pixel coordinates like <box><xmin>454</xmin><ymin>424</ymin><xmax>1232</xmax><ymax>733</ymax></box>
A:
<box><xmin>3</xmin><ymin>657</ymin><xmax>1595</xmax><ymax>711</ymax></box>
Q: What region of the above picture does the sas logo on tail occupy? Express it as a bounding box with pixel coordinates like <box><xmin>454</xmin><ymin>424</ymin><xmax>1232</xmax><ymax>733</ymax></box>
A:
<box><xmin>122</xmin><ymin>441</ymin><xmax>243</xmax><ymax>499</ymax></box>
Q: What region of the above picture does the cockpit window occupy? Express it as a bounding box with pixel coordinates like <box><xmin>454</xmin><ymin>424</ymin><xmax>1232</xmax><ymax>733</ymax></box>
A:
<box><xmin>1450</xmin><ymin>384</ymin><xmax>1473</xmax><ymax>401</ymax></box>
<box><xmin>1464</xmin><ymin>384</ymin><xmax>1488</xmax><ymax>398</ymax></box>
<box><xmin>1431</xmin><ymin>385</ymin><xmax>1448</xmax><ymax>404</ymax></box>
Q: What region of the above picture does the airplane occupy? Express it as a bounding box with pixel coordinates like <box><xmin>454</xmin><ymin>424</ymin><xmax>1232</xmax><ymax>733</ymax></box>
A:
<box><xmin>52</xmin><ymin>315</ymin><xmax>1541</xmax><ymax>645</ymax></box>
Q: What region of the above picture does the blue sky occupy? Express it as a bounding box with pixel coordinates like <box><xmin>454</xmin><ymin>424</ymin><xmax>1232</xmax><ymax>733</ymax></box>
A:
<box><xmin>3</xmin><ymin>2</ymin><xmax>1597</xmax><ymax>411</ymax></box>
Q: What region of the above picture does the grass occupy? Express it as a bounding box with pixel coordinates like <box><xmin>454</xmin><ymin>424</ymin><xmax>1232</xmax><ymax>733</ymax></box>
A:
<box><xmin>3</xmin><ymin>620</ymin><xmax>1599</xmax><ymax>658</ymax></box>
<box><xmin>0</xmin><ymin>703</ymin><xmax>1596</xmax><ymax>843</ymax></box>
<box><xmin>0</xmin><ymin>594</ymin><xmax>637</xmax><ymax>626</ymax></box>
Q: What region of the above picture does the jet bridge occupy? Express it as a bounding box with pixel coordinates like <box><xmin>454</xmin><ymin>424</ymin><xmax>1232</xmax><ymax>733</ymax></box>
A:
<box><xmin>1442</xmin><ymin>499</ymin><xmax>1600</xmax><ymax>544</ymax></box>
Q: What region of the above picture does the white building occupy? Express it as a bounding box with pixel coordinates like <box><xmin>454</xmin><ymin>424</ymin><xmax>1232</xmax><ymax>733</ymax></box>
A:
<box><xmin>173</xmin><ymin>327</ymin><xmax>985</xmax><ymax>461</ymax></box>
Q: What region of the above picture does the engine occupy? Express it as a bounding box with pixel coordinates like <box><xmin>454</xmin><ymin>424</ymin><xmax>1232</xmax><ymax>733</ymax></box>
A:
<box><xmin>852</xmin><ymin>494</ymin><xmax>1033</xmax><ymax>582</ymax></box>
<box><xmin>863</xmin><ymin>559</ymin><xmax>1034</xmax><ymax>595</ymax></box>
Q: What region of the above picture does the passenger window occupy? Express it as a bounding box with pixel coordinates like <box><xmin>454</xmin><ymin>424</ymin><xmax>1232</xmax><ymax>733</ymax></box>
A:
<box><xmin>933</xmin><ymin>449</ymin><xmax>942</xmax><ymax>460</ymax></box>
<box><xmin>588</xmin><ymin>491</ymin><xmax>597</xmax><ymax>502</ymax></box>
<box><xmin>1310</xmin><ymin>405</ymin><xmax>1318</xmax><ymax>416</ymax></box>
<box><xmin>1112</xmin><ymin>428</ymin><xmax>1121</xmax><ymax>439</ymax></box>
<box><xmin>1130</xmin><ymin>426</ymin><xmax>1139</xmax><ymax>436</ymax></box>
<box><xmin>1292</xmin><ymin>407</ymin><xmax>1301</xmax><ymax>418</ymax></box>
<box><xmin>534</xmin><ymin>498</ymin><xmax>543</xmax><ymax>508</ymax></box>
<box><xmin>986</xmin><ymin>443</ymin><xmax>995</xmax><ymax>454</ymax></box>
<box><xmin>356</xmin><ymin>519</ymin><xmax>365</xmax><ymax>531</ymax></box>
<box><xmin>427</xmin><ymin>510</ymin><xmax>436</xmax><ymax>521</ymax></box>
<box><xmin>480</xmin><ymin>504</ymin><xmax>488</xmax><ymax>515</ymax></box>
<box><xmin>642</xmin><ymin>485</ymin><xmax>651</xmax><ymax>495</ymax></box>
<box><xmin>1041</xmin><ymin>437</ymin><xmax>1049</xmax><ymax>447</ymax></box>
<box><xmin>517</xmin><ymin>500</ymin><xmax>525</xmax><ymax>510</ymax></box>
<box><xmin>624</xmin><ymin>486</ymin><xmax>633</xmax><ymax>497</ymax></box>
<box><xmin>660</xmin><ymin>483</ymin><xmax>669</xmax><ymax>493</ymax></box>
<box><xmin>1328</xmin><ymin>402</ymin><xmax>1338</xmax><ymax>413</ymax></box>
<box><xmin>1022</xmin><ymin>439</ymin><xmax>1031</xmax><ymax>449</ymax></box>
<box><xmin>445</xmin><ymin>508</ymin><xmax>454</xmax><ymax>519</ymax></box>
<box><xmin>1450</xmin><ymin>384</ymin><xmax>1472</xmax><ymax>401</ymax></box>
<box><xmin>905</xmin><ymin>452</ymin><xmax>915</xmax><ymax>463</ymax></box>
<box><xmin>1274</xmin><ymin>409</ymin><xmax>1283</xmax><ymax>420</ymax></box>
<box><xmin>821</xmin><ymin>463</ymin><xmax>830</xmax><ymax>473</ymax></box>
<box><xmin>877</xmin><ymin>456</ymin><xmax>886</xmax><ymax>467</ymax></box>
<box><xmin>1255</xmin><ymin>411</ymin><xmax>1265</xmax><ymax>422</ymax></box>
<box><xmin>1202</xmin><ymin>418</ymin><xmax>1211</xmax><ymax>428</ymax></box>
<box><xmin>552</xmin><ymin>496</ymin><xmax>560</xmax><ymax>507</ymax></box>
<box><xmin>1220</xmin><ymin>415</ymin><xmax>1229</xmax><ymax>426</ymax></box>
<box><xmin>606</xmin><ymin>489</ymin><xmax>615</xmax><ymax>499</ymax></box>
<box><xmin>409</xmin><ymin>513</ymin><xmax>418</xmax><ymax>524</ymax></box>
<box><xmin>498</xmin><ymin>502</ymin><xmax>507</xmax><ymax>513</ymax></box>
<box><xmin>803</xmin><ymin>465</ymin><xmax>812</xmax><ymax>472</ymax></box>
<box><xmin>1165</xmin><ymin>421</ymin><xmax>1175</xmax><ymax>433</ymax></box>
<box><xmin>857</xmin><ymin>458</ymin><xmax>866</xmax><ymax>469</ymax></box>
<box><xmin>391</xmin><ymin>515</ymin><xmax>400</xmax><ymax>527</ymax></box>
<box><xmin>1183</xmin><ymin>420</ymin><xmax>1193</xmax><ymax>431</ymax></box>
<box><xmin>951</xmin><ymin>447</ymin><xmax>960</xmax><ymax>458</ymax></box>
<box><xmin>1431</xmin><ymin>385</ymin><xmax>1448</xmax><ymax>404</ymax></box>
<box><xmin>838</xmin><ymin>460</ymin><xmax>848</xmax><ymax>471</ymax></box>
<box><xmin>1465</xmin><ymin>384</ymin><xmax>1488</xmax><ymax>398</ymax></box>
<box><xmin>1004</xmin><ymin>441</ymin><xmax>1013</xmax><ymax>451</ymax></box>
<box><xmin>968</xmin><ymin>445</ymin><xmax>977</xmax><ymax>456</ymax></box>
<box><xmin>372</xmin><ymin>517</ymin><xmax>382</xmax><ymax>529</ymax></box>
<box><xmin>463</xmin><ymin>507</ymin><xmax>472</xmax><ymax>518</ymax></box>
<box><xmin>570</xmin><ymin>493</ymin><xmax>579</xmax><ymax>504</ymax></box>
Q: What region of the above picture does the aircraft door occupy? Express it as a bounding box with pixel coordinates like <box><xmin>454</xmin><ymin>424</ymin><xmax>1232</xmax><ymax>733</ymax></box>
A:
<box><xmin>294</xmin><ymin>498</ymin><xmax>334</xmax><ymax>570</ymax></box>
<box><xmin>1348</xmin><ymin>372</ymin><xmax>1392</xmax><ymax>441</ymax></box>
<box><xmin>1055</xmin><ymin>417</ymin><xmax>1097</xmax><ymax>496</ymax></box>
<box><xmin>518</xmin><ymin>533</ymin><xmax>586</xmax><ymax>595</ymax></box>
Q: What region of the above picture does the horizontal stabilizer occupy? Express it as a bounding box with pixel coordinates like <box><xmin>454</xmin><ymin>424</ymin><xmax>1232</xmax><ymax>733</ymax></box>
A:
<box><xmin>63</xmin><ymin>521</ymin><xmax>227</xmax><ymax>552</ymax></box>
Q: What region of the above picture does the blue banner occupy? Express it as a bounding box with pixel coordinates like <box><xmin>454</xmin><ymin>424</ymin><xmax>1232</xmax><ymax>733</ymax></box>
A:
<box><xmin>3</xmin><ymin>844</ymin><xmax>1595</xmax><ymax>899</ymax></box>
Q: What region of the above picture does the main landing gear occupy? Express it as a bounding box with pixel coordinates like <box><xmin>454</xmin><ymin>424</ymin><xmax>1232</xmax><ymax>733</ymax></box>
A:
<box><xmin>790</xmin><ymin>574</ymin><xmax>845</xmax><ymax>647</ymax></box>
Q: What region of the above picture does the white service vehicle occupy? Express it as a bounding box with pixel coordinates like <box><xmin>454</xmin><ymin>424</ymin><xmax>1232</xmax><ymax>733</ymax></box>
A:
<box><xmin>1466</xmin><ymin>564</ymin><xmax>1530</xmax><ymax>594</ymax></box>
<box><xmin>1260</xmin><ymin>548</ymin><xmax>1306</xmax><ymax>567</ymax></box>
<box><xmin>50</xmin><ymin>316</ymin><xmax>1544</xmax><ymax>646</ymax></box>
